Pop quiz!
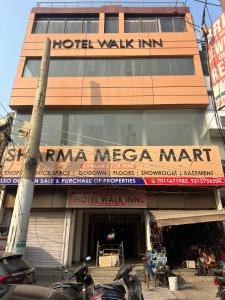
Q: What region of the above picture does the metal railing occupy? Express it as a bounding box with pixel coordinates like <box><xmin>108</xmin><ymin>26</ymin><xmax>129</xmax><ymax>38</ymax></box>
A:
<box><xmin>36</xmin><ymin>1</ymin><xmax>186</xmax><ymax>8</ymax></box>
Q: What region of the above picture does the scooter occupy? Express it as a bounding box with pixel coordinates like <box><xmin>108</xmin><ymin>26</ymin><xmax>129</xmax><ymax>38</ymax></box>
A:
<box><xmin>90</xmin><ymin>265</ymin><xmax>144</xmax><ymax>300</ymax></box>
<box><xmin>52</xmin><ymin>257</ymin><xmax>94</xmax><ymax>300</ymax></box>
<box><xmin>0</xmin><ymin>283</ymin><xmax>70</xmax><ymax>299</ymax></box>
<box><xmin>214</xmin><ymin>277</ymin><xmax>225</xmax><ymax>300</ymax></box>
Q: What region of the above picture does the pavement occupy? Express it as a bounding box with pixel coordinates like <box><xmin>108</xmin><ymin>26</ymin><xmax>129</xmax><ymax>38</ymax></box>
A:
<box><xmin>171</xmin><ymin>269</ymin><xmax>218</xmax><ymax>300</ymax></box>
<box><xmin>34</xmin><ymin>268</ymin><xmax>219</xmax><ymax>300</ymax></box>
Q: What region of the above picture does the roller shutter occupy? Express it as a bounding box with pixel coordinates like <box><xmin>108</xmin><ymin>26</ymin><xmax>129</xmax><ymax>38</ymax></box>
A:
<box><xmin>25</xmin><ymin>210</ymin><xmax>65</xmax><ymax>268</ymax></box>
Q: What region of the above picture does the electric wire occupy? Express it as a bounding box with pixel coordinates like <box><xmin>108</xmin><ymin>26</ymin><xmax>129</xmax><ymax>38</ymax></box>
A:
<box><xmin>193</xmin><ymin>0</ymin><xmax>221</xmax><ymax>7</ymax></box>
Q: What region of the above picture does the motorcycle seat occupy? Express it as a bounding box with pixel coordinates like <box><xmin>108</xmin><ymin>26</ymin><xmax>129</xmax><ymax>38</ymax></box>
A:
<box><xmin>95</xmin><ymin>284</ymin><xmax>126</xmax><ymax>293</ymax></box>
<box><xmin>11</xmin><ymin>284</ymin><xmax>70</xmax><ymax>299</ymax></box>
<box><xmin>52</xmin><ymin>282</ymin><xmax>79</xmax><ymax>291</ymax></box>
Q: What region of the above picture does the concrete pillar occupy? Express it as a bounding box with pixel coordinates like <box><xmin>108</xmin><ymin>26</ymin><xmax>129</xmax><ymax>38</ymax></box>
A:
<box><xmin>62</xmin><ymin>209</ymin><xmax>73</xmax><ymax>267</ymax></box>
<box><xmin>0</xmin><ymin>186</ymin><xmax>6</xmax><ymax>224</ymax></box>
<box><xmin>215</xmin><ymin>189</ymin><xmax>223</xmax><ymax>210</ymax></box>
<box><xmin>119</xmin><ymin>12</ymin><xmax>124</xmax><ymax>33</ymax></box>
<box><xmin>74</xmin><ymin>209</ymin><xmax>83</xmax><ymax>262</ymax></box>
<box><xmin>145</xmin><ymin>211</ymin><xmax>152</xmax><ymax>251</ymax></box>
<box><xmin>99</xmin><ymin>13</ymin><xmax>105</xmax><ymax>34</ymax></box>
<box><xmin>82</xmin><ymin>213</ymin><xmax>89</xmax><ymax>259</ymax></box>
<box><xmin>62</xmin><ymin>209</ymin><xmax>76</xmax><ymax>267</ymax></box>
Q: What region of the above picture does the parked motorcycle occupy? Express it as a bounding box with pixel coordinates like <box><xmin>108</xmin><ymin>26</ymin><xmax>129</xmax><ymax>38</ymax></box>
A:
<box><xmin>90</xmin><ymin>265</ymin><xmax>144</xmax><ymax>300</ymax></box>
<box><xmin>0</xmin><ymin>283</ymin><xmax>70</xmax><ymax>299</ymax></box>
<box><xmin>52</xmin><ymin>256</ymin><xmax>94</xmax><ymax>300</ymax></box>
<box><xmin>214</xmin><ymin>277</ymin><xmax>225</xmax><ymax>300</ymax></box>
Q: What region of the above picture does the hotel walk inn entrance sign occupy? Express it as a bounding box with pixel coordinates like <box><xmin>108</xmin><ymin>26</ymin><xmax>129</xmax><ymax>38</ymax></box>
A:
<box><xmin>1</xmin><ymin>146</ymin><xmax>225</xmax><ymax>186</ymax></box>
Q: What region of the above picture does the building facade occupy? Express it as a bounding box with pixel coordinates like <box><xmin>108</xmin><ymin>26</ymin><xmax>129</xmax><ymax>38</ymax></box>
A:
<box><xmin>1</xmin><ymin>2</ymin><xmax>225</xmax><ymax>268</ymax></box>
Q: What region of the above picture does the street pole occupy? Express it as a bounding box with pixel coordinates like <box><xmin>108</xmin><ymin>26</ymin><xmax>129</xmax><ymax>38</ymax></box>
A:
<box><xmin>0</xmin><ymin>113</ymin><xmax>14</xmax><ymax>225</ymax></box>
<box><xmin>220</xmin><ymin>0</ymin><xmax>225</xmax><ymax>11</ymax></box>
<box><xmin>6</xmin><ymin>37</ymin><xmax>51</xmax><ymax>254</ymax></box>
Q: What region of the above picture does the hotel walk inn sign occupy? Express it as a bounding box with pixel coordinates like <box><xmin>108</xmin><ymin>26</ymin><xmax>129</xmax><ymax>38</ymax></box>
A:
<box><xmin>52</xmin><ymin>38</ymin><xmax>163</xmax><ymax>49</ymax></box>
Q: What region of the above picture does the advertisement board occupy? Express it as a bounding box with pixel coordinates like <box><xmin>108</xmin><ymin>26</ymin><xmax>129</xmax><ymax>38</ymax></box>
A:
<box><xmin>208</xmin><ymin>11</ymin><xmax>225</xmax><ymax>110</ymax></box>
<box><xmin>67</xmin><ymin>190</ymin><xmax>147</xmax><ymax>208</ymax></box>
<box><xmin>1</xmin><ymin>145</ymin><xmax>224</xmax><ymax>186</ymax></box>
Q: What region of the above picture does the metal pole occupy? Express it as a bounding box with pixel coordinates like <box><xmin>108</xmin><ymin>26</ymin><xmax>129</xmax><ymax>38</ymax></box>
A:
<box><xmin>6</xmin><ymin>37</ymin><xmax>51</xmax><ymax>254</ymax></box>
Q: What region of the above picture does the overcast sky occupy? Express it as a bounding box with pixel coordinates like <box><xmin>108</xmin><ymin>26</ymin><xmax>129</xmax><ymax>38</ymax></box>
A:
<box><xmin>0</xmin><ymin>0</ymin><xmax>222</xmax><ymax>115</ymax></box>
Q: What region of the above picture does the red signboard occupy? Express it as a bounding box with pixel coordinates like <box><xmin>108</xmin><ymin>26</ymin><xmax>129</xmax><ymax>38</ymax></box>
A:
<box><xmin>208</xmin><ymin>12</ymin><xmax>225</xmax><ymax>110</ymax></box>
<box><xmin>67</xmin><ymin>190</ymin><xmax>147</xmax><ymax>208</ymax></box>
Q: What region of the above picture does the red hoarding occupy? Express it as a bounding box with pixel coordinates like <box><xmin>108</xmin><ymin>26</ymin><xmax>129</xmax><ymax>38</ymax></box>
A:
<box><xmin>208</xmin><ymin>12</ymin><xmax>225</xmax><ymax>110</ymax></box>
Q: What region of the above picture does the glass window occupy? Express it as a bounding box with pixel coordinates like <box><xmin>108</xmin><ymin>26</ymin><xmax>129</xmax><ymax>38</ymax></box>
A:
<box><xmin>32</xmin><ymin>19</ymin><xmax>48</xmax><ymax>33</ymax></box>
<box><xmin>83</xmin><ymin>19</ymin><xmax>98</xmax><ymax>33</ymax></box>
<box><xmin>48</xmin><ymin>19</ymin><xmax>65</xmax><ymax>33</ymax></box>
<box><xmin>33</xmin><ymin>15</ymin><xmax>99</xmax><ymax>34</ymax></box>
<box><xmin>105</xmin><ymin>14</ymin><xmax>118</xmax><ymax>33</ymax></box>
<box><xmin>13</xmin><ymin>110</ymin><xmax>209</xmax><ymax>147</ymax></box>
<box><xmin>125</xmin><ymin>15</ymin><xmax>186</xmax><ymax>33</ymax></box>
<box><xmin>23</xmin><ymin>59</ymin><xmax>40</xmax><ymax>77</ymax></box>
<box><xmin>174</xmin><ymin>17</ymin><xmax>186</xmax><ymax>32</ymax></box>
<box><xmin>66</xmin><ymin>110</ymin><xmax>209</xmax><ymax>146</ymax></box>
<box><xmin>160</xmin><ymin>18</ymin><xmax>174</xmax><ymax>32</ymax></box>
<box><xmin>141</xmin><ymin>17</ymin><xmax>158</xmax><ymax>32</ymax></box>
<box><xmin>65</xmin><ymin>19</ymin><xmax>82</xmax><ymax>33</ymax></box>
<box><xmin>125</xmin><ymin>19</ymin><xmax>140</xmax><ymax>32</ymax></box>
<box><xmin>23</xmin><ymin>57</ymin><xmax>195</xmax><ymax>78</ymax></box>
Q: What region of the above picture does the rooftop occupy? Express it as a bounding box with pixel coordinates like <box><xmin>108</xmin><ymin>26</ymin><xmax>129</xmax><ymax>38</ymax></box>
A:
<box><xmin>36</xmin><ymin>1</ymin><xmax>186</xmax><ymax>8</ymax></box>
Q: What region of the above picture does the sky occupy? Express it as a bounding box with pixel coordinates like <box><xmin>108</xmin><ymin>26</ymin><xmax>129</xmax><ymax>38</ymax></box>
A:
<box><xmin>0</xmin><ymin>0</ymin><xmax>222</xmax><ymax>115</ymax></box>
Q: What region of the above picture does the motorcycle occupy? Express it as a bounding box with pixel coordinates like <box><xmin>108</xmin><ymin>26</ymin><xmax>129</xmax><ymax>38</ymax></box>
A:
<box><xmin>90</xmin><ymin>265</ymin><xmax>144</xmax><ymax>300</ymax></box>
<box><xmin>52</xmin><ymin>256</ymin><xmax>94</xmax><ymax>300</ymax></box>
<box><xmin>0</xmin><ymin>283</ymin><xmax>70</xmax><ymax>299</ymax></box>
<box><xmin>214</xmin><ymin>277</ymin><xmax>225</xmax><ymax>300</ymax></box>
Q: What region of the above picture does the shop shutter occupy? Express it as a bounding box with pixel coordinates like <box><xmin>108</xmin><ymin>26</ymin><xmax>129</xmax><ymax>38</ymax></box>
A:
<box><xmin>24</xmin><ymin>211</ymin><xmax>65</xmax><ymax>268</ymax></box>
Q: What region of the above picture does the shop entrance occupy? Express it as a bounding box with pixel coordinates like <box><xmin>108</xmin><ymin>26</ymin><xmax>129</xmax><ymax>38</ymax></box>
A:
<box><xmin>162</xmin><ymin>221</ymin><xmax>224</xmax><ymax>267</ymax></box>
<box><xmin>87</xmin><ymin>211</ymin><xmax>145</xmax><ymax>260</ymax></box>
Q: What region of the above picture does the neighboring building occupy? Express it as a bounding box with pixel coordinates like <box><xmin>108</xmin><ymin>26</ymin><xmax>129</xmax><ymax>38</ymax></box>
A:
<box><xmin>1</xmin><ymin>2</ymin><xmax>225</xmax><ymax>268</ymax></box>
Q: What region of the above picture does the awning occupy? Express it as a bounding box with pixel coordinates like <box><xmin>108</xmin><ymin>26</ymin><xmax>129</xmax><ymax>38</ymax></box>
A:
<box><xmin>150</xmin><ymin>209</ymin><xmax>225</xmax><ymax>227</ymax></box>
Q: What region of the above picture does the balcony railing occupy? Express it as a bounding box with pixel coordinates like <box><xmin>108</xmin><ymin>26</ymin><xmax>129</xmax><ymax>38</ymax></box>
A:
<box><xmin>36</xmin><ymin>1</ymin><xmax>186</xmax><ymax>8</ymax></box>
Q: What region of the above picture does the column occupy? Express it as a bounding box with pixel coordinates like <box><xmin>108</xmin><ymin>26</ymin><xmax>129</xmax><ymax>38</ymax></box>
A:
<box><xmin>0</xmin><ymin>187</ymin><xmax>6</xmax><ymax>224</ymax></box>
<box><xmin>214</xmin><ymin>189</ymin><xmax>223</xmax><ymax>211</ymax></box>
<box><xmin>82</xmin><ymin>213</ymin><xmax>89</xmax><ymax>259</ymax></box>
<box><xmin>145</xmin><ymin>211</ymin><xmax>152</xmax><ymax>251</ymax></box>
<box><xmin>74</xmin><ymin>209</ymin><xmax>83</xmax><ymax>262</ymax></box>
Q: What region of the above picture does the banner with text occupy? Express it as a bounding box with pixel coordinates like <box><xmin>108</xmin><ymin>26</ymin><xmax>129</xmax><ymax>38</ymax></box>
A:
<box><xmin>67</xmin><ymin>190</ymin><xmax>147</xmax><ymax>208</ymax></box>
<box><xmin>1</xmin><ymin>145</ymin><xmax>224</xmax><ymax>186</ymax></box>
<box><xmin>208</xmin><ymin>11</ymin><xmax>225</xmax><ymax>110</ymax></box>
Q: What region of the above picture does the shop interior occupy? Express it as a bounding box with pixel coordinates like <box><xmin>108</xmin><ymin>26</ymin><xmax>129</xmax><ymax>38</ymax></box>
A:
<box><xmin>87</xmin><ymin>212</ymin><xmax>146</xmax><ymax>261</ymax></box>
<box><xmin>161</xmin><ymin>221</ymin><xmax>225</xmax><ymax>267</ymax></box>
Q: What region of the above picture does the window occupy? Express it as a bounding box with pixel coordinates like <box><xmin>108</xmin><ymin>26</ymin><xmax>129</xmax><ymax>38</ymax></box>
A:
<box><xmin>23</xmin><ymin>57</ymin><xmax>195</xmax><ymax>78</ymax></box>
<box><xmin>13</xmin><ymin>110</ymin><xmax>209</xmax><ymax>146</ymax></box>
<box><xmin>124</xmin><ymin>15</ymin><xmax>186</xmax><ymax>33</ymax></box>
<box><xmin>105</xmin><ymin>14</ymin><xmax>118</xmax><ymax>33</ymax></box>
<box><xmin>159</xmin><ymin>18</ymin><xmax>174</xmax><ymax>32</ymax></box>
<box><xmin>48</xmin><ymin>19</ymin><xmax>65</xmax><ymax>33</ymax></box>
<box><xmin>32</xmin><ymin>14</ymin><xmax>99</xmax><ymax>33</ymax></box>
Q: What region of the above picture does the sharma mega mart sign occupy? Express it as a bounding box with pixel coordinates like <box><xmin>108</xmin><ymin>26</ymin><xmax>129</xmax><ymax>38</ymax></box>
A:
<box><xmin>1</xmin><ymin>145</ymin><xmax>224</xmax><ymax>186</ymax></box>
<box><xmin>208</xmin><ymin>11</ymin><xmax>225</xmax><ymax>110</ymax></box>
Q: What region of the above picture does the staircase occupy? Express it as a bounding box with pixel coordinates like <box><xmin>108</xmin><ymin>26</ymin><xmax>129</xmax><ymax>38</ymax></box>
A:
<box><xmin>64</xmin><ymin>263</ymin><xmax>146</xmax><ymax>284</ymax></box>
<box><xmin>89</xmin><ymin>264</ymin><xmax>146</xmax><ymax>284</ymax></box>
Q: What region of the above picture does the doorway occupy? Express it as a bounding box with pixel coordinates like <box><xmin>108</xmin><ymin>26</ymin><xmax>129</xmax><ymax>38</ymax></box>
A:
<box><xmin>87</xmin><ymin>211</ymin><xmax>145</xmax><ymax>260</ymax></box>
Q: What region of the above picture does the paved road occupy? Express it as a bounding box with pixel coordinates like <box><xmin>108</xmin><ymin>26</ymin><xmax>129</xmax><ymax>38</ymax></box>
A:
<box><xmin>35</xmin><ymin>268</ymin><xmax>218</xmax><ymax>300</ymax></box>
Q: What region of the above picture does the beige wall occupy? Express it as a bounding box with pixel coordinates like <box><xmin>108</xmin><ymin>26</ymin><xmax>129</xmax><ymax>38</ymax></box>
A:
<box><xmin>5</xmin><ymin>189</ymin><xmax>216</xmax><ymax>209</ymax></box>
<box><xmin>5</xmin><ymin>189</ymin><xmax>67</xmax><ymax>208</ymax></box>
<box><xmin>147</xmin><ymin>191</ymin><xmax>216</xmax><ymax>209</ymax></box>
